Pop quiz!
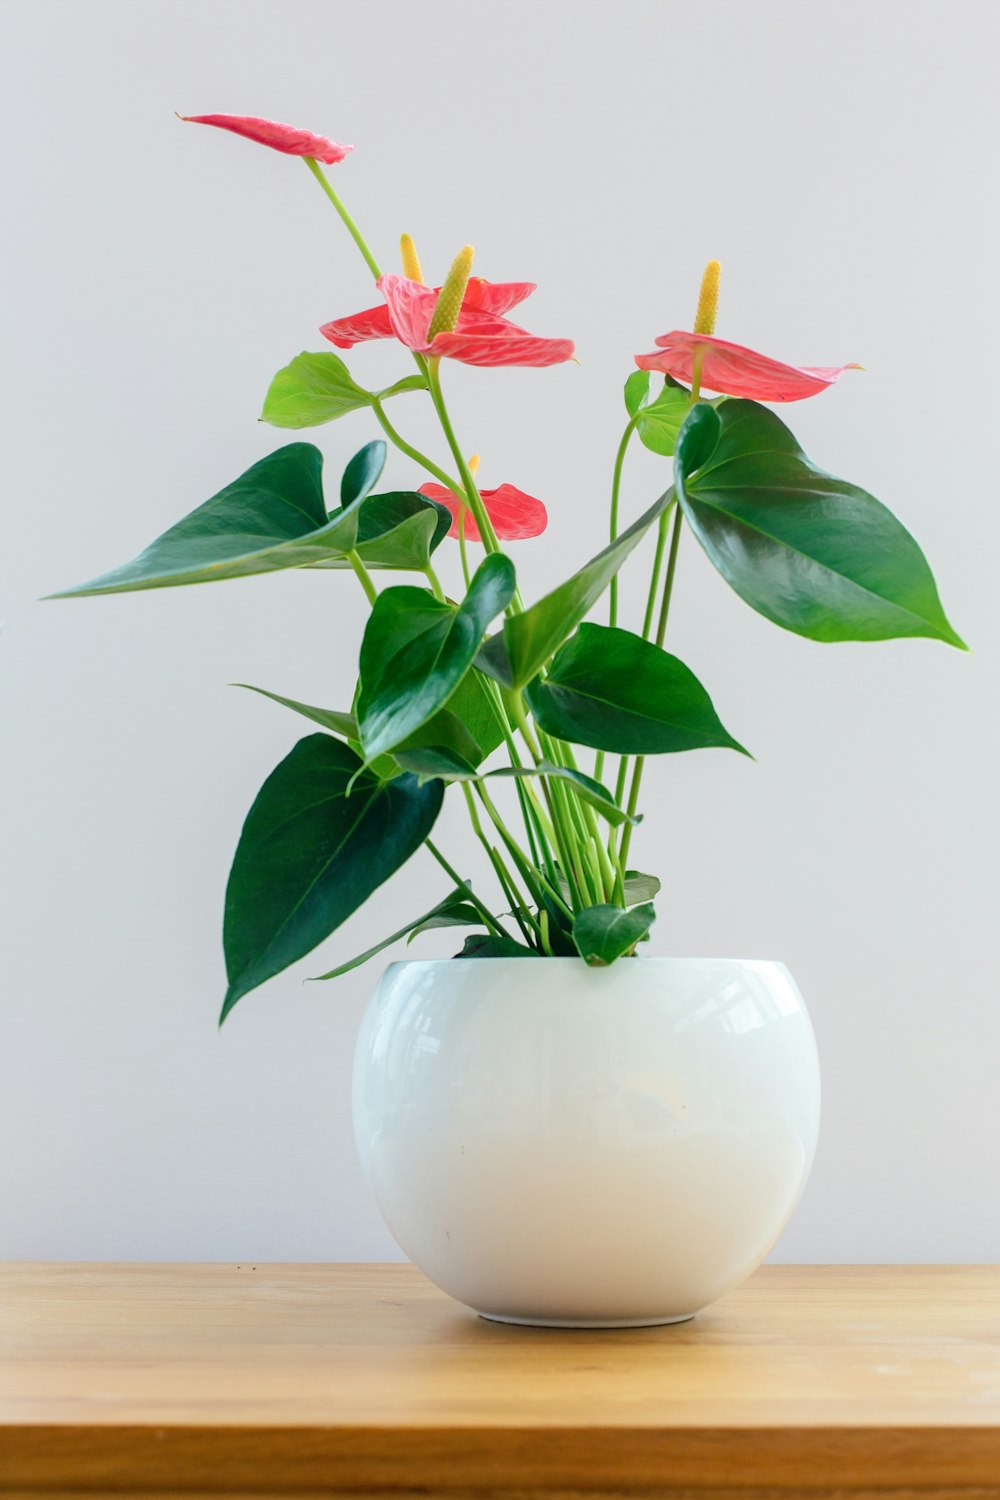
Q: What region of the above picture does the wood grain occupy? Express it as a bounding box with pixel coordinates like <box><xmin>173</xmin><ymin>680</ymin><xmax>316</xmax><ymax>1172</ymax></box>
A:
<box><xmin>1</xmin><ymin>1263</ymin><xmax>998</xmax><ymax>1497</ymax></box>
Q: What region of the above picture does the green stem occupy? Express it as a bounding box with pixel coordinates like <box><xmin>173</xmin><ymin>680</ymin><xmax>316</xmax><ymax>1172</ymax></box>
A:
<box><xmin>345</xmin><ymin>549</ymin><xmax>377</xmax><ymax>606</ymax></box>
<box><xmin>608</xmin><ymin>414</ymin><xmax>639</xmax><ymax>630</ymax></box>
<box><xmin>641</xmin><ymin>498</ymin><xmax>674</xmax><ymax>639</ymax></box>
<box><xmin>424</xmin><ymin>563</ymin><xmax>446</xmax><ymax>602</ymax></box>
<box><xmin>425</xmin><ymin>839</ymin><xmax>507</xmax><ymax>939</ymax></box>
<box><xmin>369</xmin><ymin>398</ymin><xmax>464</xmax><ymax>493</ymax></box>
<box><xmin>302</xmin><ymin>158</ymin><xmax>382</xmax><ymax>280</ymax></box>
<box><xmin>617</xmin><ymin>504</ymin><xmax>684</xmax><ymax>873</ymax></box>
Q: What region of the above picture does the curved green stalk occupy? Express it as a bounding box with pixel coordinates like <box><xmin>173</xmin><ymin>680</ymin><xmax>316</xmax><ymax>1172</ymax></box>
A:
<box><xmin>303</xmin><ymin>158</ymin><xmax>382</xmax><ymax>279</ymax></box>
<box><xmin>608</xmin><ymin>414</ymin><xmax>640</xmax><ymax>629</ymax></box>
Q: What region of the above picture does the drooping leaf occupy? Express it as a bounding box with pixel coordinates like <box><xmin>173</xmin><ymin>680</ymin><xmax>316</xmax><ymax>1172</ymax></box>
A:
<box><xmin>341</xmin><ymin>440</ymin><xmax>386</xmax><ymax>507</ymax></box>
<box><xmin>635</xmin><ymin>381</ymin><xmax>691</xmax><ymax>457</ymax></box>
<box><xmin>352</xmin><ymin>492</ymin><xmax>452</xmax><ymax>570</ymax></box>
<box><xmin>221</xmin><ymin>734</ymin><xmax>443</xmax><ymax>1019</ymax></box>
<box><xmin>261</xmin><ymin>351</ymin><xmax>372</xmax><ymax>428</ymax></box>
<box><xmin>525</xmin><ymin>623</ymin><xmax>748</xmax><ymax>755</ymax></box>
<box><xmin>573</xmin><ymin>902</ymin><xmax>656</xmax><ymax>965</ymax></box>
<box><xmin>310</xmin><ymin>887</ymin><xmax>472</xmax><ymax>980</ymax></box>
<box><xmin>357</xmin><ymin>555</ymin><xmax>516</xmax><ymax>761</ymax></box>
<box><xmin>674</xmin><ymin>399</ymin><xmax>965</xmax><ymax>647</ymax></box>
<box><xmin>47</xmin><ymin>445</ymin><xmax>365</xmax><ymax>597</ymax></box>
<box><xmin>477</xmin><ymin>489</ymin><xmax>673</xmax><ymax>690</ymax></box>
<box><xmin>622</xmin><ymin>871</ymin><xmax>661</xmax><ymax>906</ymax></box>
<box><xmin>456</xmin><ymin>933</ymin><xmax>538</xmax><ymax>959</ymax></box>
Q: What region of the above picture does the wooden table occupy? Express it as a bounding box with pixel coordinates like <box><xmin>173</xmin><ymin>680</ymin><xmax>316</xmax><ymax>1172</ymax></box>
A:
<box><xmin>1</xmin><ymin>1264</ymin><xmax>999</xmax><ymax>1499</ymax></box>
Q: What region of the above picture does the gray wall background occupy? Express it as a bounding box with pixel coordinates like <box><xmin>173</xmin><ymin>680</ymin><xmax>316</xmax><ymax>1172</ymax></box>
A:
<box><xmin>1</xmin><ymin>0</ymin><xmax>996</xmax><ymax>1263</ymax></box>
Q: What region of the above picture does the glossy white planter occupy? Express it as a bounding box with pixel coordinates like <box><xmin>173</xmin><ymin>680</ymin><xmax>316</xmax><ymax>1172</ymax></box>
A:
<box><xmin>353</xmin><ymin>957</ymin><xmax>820</xmax><ymax>1327</ymax></box>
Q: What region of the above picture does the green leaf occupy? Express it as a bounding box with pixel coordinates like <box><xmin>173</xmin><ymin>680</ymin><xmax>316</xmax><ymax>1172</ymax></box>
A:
<box><xmin>390</xmin><ymin>749</ymin><xmax>638</xmax><ymax>828</ymax></box>
<box><xmin>477</xmin><ymin>489</ymin><xmax>673</xmax><ymax>690</ymax></box>
<box><xmin>341</xmin><ymin>441</ymin><xmax>386</xmax><ymax>507</ymax></box>
<box><xmin>624</xmin><ymin>370</ymin><xmax>650</xmax><ymax>418</ymax></box>
<box><xmin>221</xmin><ymin>734</ymin><xmax>443</xmax><ymax>1019</ymax></box>
<box><xmin>408</xmin><ymin>900</ymin><xmax>484</xmax><ymax>941</ymax></box>
<box><xmin>456</xmin><ymin>933</ymin><xmax>538</xmax><ymax>959</ymax></box>
<box><xmin>304</xmin><ymin>491</ymin><xmax>452</xmax><ymax>574</ymax></box>
<box><xmin>674</xmin><ymin>399</ymin><xmax>966</xmax><ymax>647</ymax></box>
<box><xmin>525</xmin><ymin>623</ymin><xmax>747</xmax><ymax>756</ymax></box>
<box><xmin>234</xmin><ymin>684</ymin><xmax>357</xmax><ymax>739</ymax></box>
<box><xmin>261</xmin><ymin>351</ymin><xmax>372</xmax><ymax>429</ymax></box>
<box><xmin>572</xmin><ymin>902</ymin><xmax>656</xmax><ymax>965</ymax></box>
<box><xmin>445</xmin><ymin>669</ymin><xmax>506</xmax><ymax>760</ymax></box>
<box><xmin>358</xmin><ymin>555</ymin><xmax>517</xmax><ymax>761</ymax></box>
<box><xmin>310</xmin><ymin>887</ymin><xmax>471</xmax><ymax>980</ymax></box>
<box><xmin>635</xmin><ymin>382</ymin><xmax>691</xmax><ymax>457</ymax></box>
<box><xmin>46</xmin><ymin>445</ymin><xmax>366</xmax><ymax>597</ymax></box>
<box><xmin>623</xmin><ymin>871</ymin><xmax>661</xmax><ymax>906</ymax></box>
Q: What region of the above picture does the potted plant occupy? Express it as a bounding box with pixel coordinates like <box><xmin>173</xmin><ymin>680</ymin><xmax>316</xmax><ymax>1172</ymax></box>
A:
<box><xmin>50</xmin><ymin>114</ymin><xmax>964</xmax><ymax>1327</ymax></box>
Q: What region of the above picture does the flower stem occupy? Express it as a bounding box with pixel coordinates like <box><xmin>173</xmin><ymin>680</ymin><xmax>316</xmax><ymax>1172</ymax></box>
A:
<box><xmin>617</xmin><ymin>503</ymin><xmax>684</xmax><ymax>873</ymax></box>
<box><xmin>608</xmin><ymin>414</ymin><xmax>639</xmax><ymax>630</ymax></box>
<box><xmin>302</xmin><ymin>158</ymin><xmax>382</xmax><ymax>280</ymax></box>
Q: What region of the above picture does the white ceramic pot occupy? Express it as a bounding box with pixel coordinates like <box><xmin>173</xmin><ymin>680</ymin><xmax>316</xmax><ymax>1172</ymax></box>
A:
<box><xmin>353</xmin><ymin>956</ymin><xmax>820</xmax><ymax>1327</ymax></box>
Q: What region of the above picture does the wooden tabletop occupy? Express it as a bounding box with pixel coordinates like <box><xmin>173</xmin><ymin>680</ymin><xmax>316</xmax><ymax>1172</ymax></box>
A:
<box><xmin>1</xmin><ymin>1263</ymin><xmax>999</xmax><ymax>1499</ymax></box>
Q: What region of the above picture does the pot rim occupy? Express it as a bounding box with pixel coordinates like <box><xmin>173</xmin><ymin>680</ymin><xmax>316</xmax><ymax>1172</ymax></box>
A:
<box><xmin>381</xmin><ymin>955</ymin><xmax>789</xmax><ymax>971</ymax></box>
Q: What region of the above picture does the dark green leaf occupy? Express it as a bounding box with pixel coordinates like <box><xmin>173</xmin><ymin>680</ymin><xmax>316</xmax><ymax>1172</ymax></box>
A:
<box><xmin>635</xmin><ymin>382</ymin><xmax>691</xmax><ymax>457</ymax></box>
<box><xmin>572</xmin><ymin>902</ymin><xmax>656</xmax><ymax>965</ymax></box>
<box><xmin>47</xmin><ymin>445</ymin><xmax>366</xmax><ymax>597</ymax></box>
<box><xmin>358</xmin><ymin>555</ymin><xmax>516</xmax><ymax>761</ymax></box>
<box><xmin>305</xmin><ymin>491</ymin><xmax>452</xmax><ymax>574</ymax></box>
<box><xmin>477</xmin><ymin>489</ymin><xmax>673</xmax><ymax>690</ymax></box>
<box><xmin>623</xmin><ymin>871</ymin><xmax>661</xmax><ymax>906</ymax></box>
<box><xmin>674</xmin><ymin>399</ymin><xmax>965</xmax><ymax>647</ymax></box>
<box><xmin>525</xmin><ymin>622</ymin><xmax>747</xmax><ymax>755</ymax></box>
<box><xmin>624</xmin><ymin>370</ymin><xmax>650</xmax><ymax>418</ymax></box>
<box><xmin>234</xmin><ymin>684</ymin><xmax>356</xmax><ymax>739</ymax></box>
<box><xmin>445</xmin><ymin>669</ymin><xmax>506</xmax><ymax>759</ymax></box>
<box><xmin>221</xmin><ymin>734</ymin><xmax>443</xmax><ymax>1020</ymax></box>
<box><xmin>456</xmin><ymin>933</ymin><xmax>538</xmax><ymax>959</ymax></box>
<box><xmin>394</xmin><ymin>745</ymin><xmax>479</xmax><ymax>780</ymax></box>
<box><xmin>341</xmin><ymin>441</ymin><xmax>386</xmax><ymax>507</ymax></box>
<box><xmin>261</xmin><ymin>351</ymin><xmax>371</xmax><ymax>428</ymax></box>
<box><xmin>310</xmin><ymin>887</ymin><xmax>471</xmax><ymax>980</ymax></box>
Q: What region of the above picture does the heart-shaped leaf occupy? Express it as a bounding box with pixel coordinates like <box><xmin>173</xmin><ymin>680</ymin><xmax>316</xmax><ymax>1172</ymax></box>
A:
<box><xmin>222</xmin><ymin>734</ymin><xmax>443</xmax><ymax>1019</ymax></box>
<box><xmin>635</xmin><ymin>381</ymin><xmax>691</xmax><ymax>457</ymax></box>
<box><xmin>622</xmin><ymin>871</ymin><xmax>661</xmax><ymax>906</ymax></box>
<box><xmin>525</xmin><ymin>622</ymin><xmax>747</xmax><ymax>755</ymax></box>
<box><xmin>261</xmin><ymin>351</ymin><xmax>372</xmax><ymax>428</ymax></box>
<box><xmin>47</xmin><ymin>444</ymin><xmax>362</xmax><ymax>597</ymax></box>
<box><xmin>674</xmin><ymin>400</ymin><xmax>965</xmax><ymax>647</ymax></box>
<box><xmin>477</xmin><ymin>488</ymin><xmax>673</xmax><ymax>690</ymax></box>
<box><xmin>573</xmin><ymin>902</ymin><xmax>656</xmax><ymax>965</ymax></box>
<box><xmin>358</xmin><ymin>555</ymin><xmax>516</xmax><ymax>761</ymax></box>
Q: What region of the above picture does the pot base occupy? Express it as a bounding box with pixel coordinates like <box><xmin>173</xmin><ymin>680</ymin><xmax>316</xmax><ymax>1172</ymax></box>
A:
<box><xmin>478</xmin><ymin>1310</ymin><xmax>696</xmax><ymax>1329</ymax></box>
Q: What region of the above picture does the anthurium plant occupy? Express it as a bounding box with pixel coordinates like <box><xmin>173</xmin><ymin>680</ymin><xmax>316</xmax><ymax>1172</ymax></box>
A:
<box><xmin>50</xmin><ymin>114</ymin><xmax>965</xmax><ymax>1021</ymax></box>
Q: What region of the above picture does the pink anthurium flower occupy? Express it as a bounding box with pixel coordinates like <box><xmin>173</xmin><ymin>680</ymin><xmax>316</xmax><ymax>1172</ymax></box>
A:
<box><xmin>635</xmin><ymin>330</ymin><xmax>861</xmax><ymax>402</ymax></box>
<box><xmin>418</xmin><ymin>481</ymin><xmax>547</xmax><ymax>542</ymax></box>
<box><xmin>321</xmin><ymin>274</ymin><xmax>574</xmax><ymax>368</ymax></box>
<box><xmin>180</xmin><ymin>114</ymin><xmax>352</xmax><ymax>164</ymax></box>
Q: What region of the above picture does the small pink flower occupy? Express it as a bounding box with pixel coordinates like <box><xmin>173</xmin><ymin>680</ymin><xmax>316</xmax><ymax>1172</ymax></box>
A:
<box><xmin>635</xmin><ymin>330</ymin><xmax>860</xmax><ymax>402</ymax></box>
<box><xmin>418</xmin><ymin>482</ymin><xmax>547</xmax><ymax>542</ymax></box>
<box><xmin>321</xmin><ymin>275</ymin><xmax>574</xmax><ymax>369</ymax></box>
<box><xmin>180</xmin><ymin>114</ymin><xmax>352</xmax><ymax>164</ymax></box>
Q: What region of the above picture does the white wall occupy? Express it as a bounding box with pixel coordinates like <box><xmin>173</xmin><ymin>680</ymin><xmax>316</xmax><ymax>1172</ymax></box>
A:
<box><xmin>1</xmin><ymin>0</ymin><xmax>996</xmax><ymax>1263</ymax></box>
